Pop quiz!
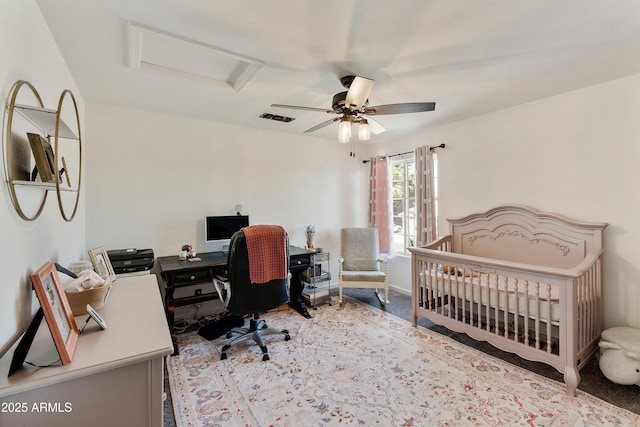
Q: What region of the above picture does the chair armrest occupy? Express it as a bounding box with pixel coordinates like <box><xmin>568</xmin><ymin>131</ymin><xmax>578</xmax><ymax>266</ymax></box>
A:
<box><xmin>213</xmin><ymin>278</ymin><xmax>231</xmax><ymax>308</ymax></box>
<box><xmin>377</xmin><ymin>257</ymin><xmax>389</xmax><ymax>275</ymax></box>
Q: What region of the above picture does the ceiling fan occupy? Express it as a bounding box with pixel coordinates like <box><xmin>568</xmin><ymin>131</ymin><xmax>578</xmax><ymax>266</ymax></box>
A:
<box><xmin>271</xmin><ymin>75</ymin><xmax>435</xmax><ymax>142</ymax></box>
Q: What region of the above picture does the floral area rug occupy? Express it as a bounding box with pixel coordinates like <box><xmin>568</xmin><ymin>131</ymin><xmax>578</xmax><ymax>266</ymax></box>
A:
<box><xmin>167</xmin><ymin>298</ymin><xmax>640</xmax><ymax>426</ymax></box>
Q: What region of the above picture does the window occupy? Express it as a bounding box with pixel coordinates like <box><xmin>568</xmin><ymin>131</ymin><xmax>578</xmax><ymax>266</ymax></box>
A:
<box><xmin>391</xmin><ymin>157</ymin><xmax>415</xmax><ymax>253</ymax></box>
<box><xmin>391</xmin><ymin>154</ymin><xmax>438</xmax><ymax>254</ymax></box>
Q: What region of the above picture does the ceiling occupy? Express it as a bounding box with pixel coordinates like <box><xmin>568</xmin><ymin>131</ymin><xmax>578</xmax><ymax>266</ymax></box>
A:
<box><xmin>35</xmin><ymin>0</ymin><xmax>640</xmax><ymax>143</ymax></box>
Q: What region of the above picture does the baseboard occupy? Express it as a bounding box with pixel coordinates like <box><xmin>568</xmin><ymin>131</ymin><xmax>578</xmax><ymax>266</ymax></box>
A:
<box><xmin>388</xmin><ymin>283</ymin><xmax>411</xmax><ymax>296</ymax></box>
<box><xmin>329</xmin><ymin>280</ymin><xmax>411</xmax><ymax>296</ymax></box>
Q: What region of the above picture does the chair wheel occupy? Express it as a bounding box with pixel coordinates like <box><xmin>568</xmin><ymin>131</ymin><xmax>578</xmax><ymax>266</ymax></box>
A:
<box><xmin>221</xmin><ymin>352</ymin><xmax>227</xmax><ymax>360</ymax></box>
<box><xmin>262</xmin><ymin>354</ymin><xmax>270</xmax><ymax>361</ymax></box>
<box><xmin>285</xmin><ymin>334</ymin><xmax>291</xmax><ymax>341</ymax></box>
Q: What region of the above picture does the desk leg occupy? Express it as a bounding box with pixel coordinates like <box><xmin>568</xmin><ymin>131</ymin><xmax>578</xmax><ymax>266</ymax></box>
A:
<box><xmin>289</xmin><ymin>271</ymin><xmax>311</xmax><ymax>319</ymax></box>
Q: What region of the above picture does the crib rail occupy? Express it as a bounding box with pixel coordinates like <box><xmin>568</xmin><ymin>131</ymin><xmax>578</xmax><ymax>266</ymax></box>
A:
<box><xmin>409</xmin><ymin>239</ymin><xmax>604</xmax><ymax>395</ymax></box>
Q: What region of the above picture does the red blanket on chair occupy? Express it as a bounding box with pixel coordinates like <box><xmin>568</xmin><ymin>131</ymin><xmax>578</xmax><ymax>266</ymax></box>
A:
<box><xmin>242</xmin><ymin>225</ymin><xmax>287</xmax><ymax>284</ymax></box>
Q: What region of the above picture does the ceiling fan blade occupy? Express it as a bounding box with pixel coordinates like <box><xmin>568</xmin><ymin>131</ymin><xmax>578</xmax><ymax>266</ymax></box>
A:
<box><xmin>362</xmin><ymin>116</ymin><xmax>386</xmax><ymax>134</ymax></box>
<box><xmin>271</xmin><ymin>104</ymin><xmax>336</xmax><ymax>114</ymax></box>
<box><xmin>304</xmin><ymin>117</ymin><xmax>341</xmax><ymax>133</ymax></box>
<box><xmin>364</xmin><ymin>102</ymin><xmax>436</xmax><ymax>115</ymax></box>
<box><xmin>345</xmin><ymin>76</ymin><xmax>373</xmax><ymax>111</ymax></box>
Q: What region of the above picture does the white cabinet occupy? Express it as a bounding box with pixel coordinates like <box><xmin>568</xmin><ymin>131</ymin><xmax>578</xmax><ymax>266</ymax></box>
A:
<box><xmin>0</xmin><ymin>275</ymin><xmax>173</xmax><ymax>427</ymax></box>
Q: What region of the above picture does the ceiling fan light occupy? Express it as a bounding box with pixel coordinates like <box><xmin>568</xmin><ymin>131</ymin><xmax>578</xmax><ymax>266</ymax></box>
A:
<box><xmin>359</xmin><ymin>119</ymin><xmax>370</xmax><ymax>140</ymax></box>
<box><xmin>338</xmin><ymin>117</ymin><xmax>352</xmax><ymax>142</ymax></box>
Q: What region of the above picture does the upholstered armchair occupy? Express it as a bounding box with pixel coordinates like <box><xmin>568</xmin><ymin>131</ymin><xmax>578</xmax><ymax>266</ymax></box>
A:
<box><xmin>338</xmin><ymin>227</ymin><xmax>389</xmax><ymax>305</ymax></box>
<box><xmin>214</xmin><ymin>225</ymin><xmax>291</xmax><ymax>361</ymax></box>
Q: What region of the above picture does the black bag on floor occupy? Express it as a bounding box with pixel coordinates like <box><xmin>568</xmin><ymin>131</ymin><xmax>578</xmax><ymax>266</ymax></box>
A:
<box><xmin>198</xmin><ymin>315</ymin><xmax>245</xmax><ymax>340</ymax></box>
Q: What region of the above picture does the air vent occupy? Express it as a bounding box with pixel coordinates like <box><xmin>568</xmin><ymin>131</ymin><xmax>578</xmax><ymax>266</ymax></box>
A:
<box><xmin>260</xmin><ymin>113</ymin><xmax>295</xmax><ymax>123</ymax></box>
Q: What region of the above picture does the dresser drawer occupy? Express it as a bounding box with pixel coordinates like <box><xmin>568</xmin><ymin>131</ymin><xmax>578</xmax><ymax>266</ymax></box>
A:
<box><xmin>172</xmin><ymin>269</ymin><xmax>212</xmax><ymax>285</ymax></box>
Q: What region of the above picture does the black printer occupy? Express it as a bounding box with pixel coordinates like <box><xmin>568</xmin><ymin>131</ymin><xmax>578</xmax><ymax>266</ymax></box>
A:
<box><xmin>107</xmin><ymin>248</ymin><xmax>155</xmax><ymax>274</ymax></box>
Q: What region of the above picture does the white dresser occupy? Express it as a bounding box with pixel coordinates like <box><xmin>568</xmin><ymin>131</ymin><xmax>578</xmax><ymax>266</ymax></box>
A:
<box><xmin>0</xmin><ymin>274</ymin><xmax>173</xmax><ymax>427</ymax></box>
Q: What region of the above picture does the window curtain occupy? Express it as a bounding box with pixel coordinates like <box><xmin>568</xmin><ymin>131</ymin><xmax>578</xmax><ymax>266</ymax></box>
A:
<box><xmin>415</xmin><ymin>146</ymin><xmax>437</xmax><ymax>246</ymax></box>
<box><xmin>368</xmin><ymin>156</ymin><xmax>393</xmax><ymax>254</ymax></box>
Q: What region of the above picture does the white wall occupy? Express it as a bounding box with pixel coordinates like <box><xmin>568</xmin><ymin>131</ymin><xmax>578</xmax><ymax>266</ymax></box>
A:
<box><xmin>0</xmin><ymin>0</ymin><xmax>86</xmax><ymax>354</ymax></box>
<box><xmin>368</xmin><ymin>73</ymin><xmax>640</xmax><ymax>329</ymax></box>
<box><xmin>84</xmin><ymin>104</ymin><xmax>368</xmax><ymax>277</ymax></box>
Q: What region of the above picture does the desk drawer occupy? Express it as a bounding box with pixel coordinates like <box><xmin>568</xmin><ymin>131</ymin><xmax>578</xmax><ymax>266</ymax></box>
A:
<box><xmin>173</xmin><ymin>281</ymin><xmax>217</xmax><ymax>299</ymax></box>
<box><xmin>290</xmin><ymin>256</ymin><xmax>310</xmax><ymax>270</ymax></box>
<box><xmin>172</xmin><ymin>269</ymin><xmax>211</xmax><ymax>285</ymax></box>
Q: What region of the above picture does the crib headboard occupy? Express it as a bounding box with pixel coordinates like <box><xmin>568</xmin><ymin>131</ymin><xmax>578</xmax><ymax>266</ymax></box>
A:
<box><xmin>448</xmin><ymin>205</ymin><xmax>608</xmax><ymax>268</ymax></box>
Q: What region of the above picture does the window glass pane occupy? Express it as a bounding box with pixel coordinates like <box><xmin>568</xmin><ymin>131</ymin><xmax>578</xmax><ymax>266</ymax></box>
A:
<box><xmin>392</xmin><ymin>163</ymin><xmax>404</xmax><ymax>181</ymax></box>
<box><xmin>390</xmin><ymin>155</ymin><xmax>437</xmax><ymax>254</ymax></box>
<box><xmin>392</xmin><ymin>181</ymin><xmax>405</xmax><ymax>198</ymax></box>
<box><xmin>393</xmin><ymin>198</ymin><xmax>402</xmax><ymax>210</ymax></box>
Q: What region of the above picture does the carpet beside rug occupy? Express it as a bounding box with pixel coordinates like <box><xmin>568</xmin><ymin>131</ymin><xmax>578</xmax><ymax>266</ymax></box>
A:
<box><xmin>167</xmin><ymin>298</ymin><xmax>640</xmax><ymax>426</ymax></box>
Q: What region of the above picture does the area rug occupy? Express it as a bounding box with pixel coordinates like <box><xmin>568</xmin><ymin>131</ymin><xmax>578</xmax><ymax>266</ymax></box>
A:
<box><xmin>167</xmin><ymin>298</ymin><xmax>640</xmax><ymax>426</ymax></box>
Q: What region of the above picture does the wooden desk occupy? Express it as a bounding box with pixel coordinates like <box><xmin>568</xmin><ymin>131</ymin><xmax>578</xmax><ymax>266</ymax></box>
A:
<box><xmin>0</xmin><ymin>275</ymin><xmax>173</xmax><ymax>427</ymax></box>
<box><xmin>158</xmin><ymin>247</ymin><xmax>315</xmax><ymax>353</ymax></box>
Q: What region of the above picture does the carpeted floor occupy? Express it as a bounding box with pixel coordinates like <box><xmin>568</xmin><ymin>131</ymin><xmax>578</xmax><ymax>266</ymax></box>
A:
<box><xmin>163</xmin><ymin>288</ymin><xmax>640</xmax><ymax>426</ymax></box>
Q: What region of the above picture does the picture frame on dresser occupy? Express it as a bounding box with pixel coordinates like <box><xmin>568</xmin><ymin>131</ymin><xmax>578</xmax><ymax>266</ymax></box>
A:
<box><xmin>88</xmin><ymin>246</ymin><xmax>116</xmax><ymax>282</ymax></box>
<box><xmin>30</xmin><ymin>261</ymin><xmax>79</xmax><ymax>365</ymax></box>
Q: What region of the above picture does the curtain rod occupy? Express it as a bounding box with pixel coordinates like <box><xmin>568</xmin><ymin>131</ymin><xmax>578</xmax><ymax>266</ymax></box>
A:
<box><xmin>361</xmin><ymin>144</ymin><xmax>446</xmax><ymax>164</ymax></box>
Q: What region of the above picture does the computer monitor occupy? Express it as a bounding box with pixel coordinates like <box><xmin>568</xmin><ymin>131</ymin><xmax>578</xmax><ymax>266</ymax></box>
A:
<box><xmin>205</xmin><ymin>215</ymin><xmax>249</xmax><ymax>246</ymax></box>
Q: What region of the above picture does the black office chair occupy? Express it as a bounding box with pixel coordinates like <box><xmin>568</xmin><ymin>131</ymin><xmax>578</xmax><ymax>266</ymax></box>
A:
<box><xmin>214</xmin><ymin>225</ymin><xmax>291</xmax><ymax>361</ymax></box>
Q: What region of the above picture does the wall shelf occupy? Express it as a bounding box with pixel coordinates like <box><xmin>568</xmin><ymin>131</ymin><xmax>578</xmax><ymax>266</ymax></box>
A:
<box><xmin>3</xmin><ymin>80</ymin><xmax>82</xmax><ymax>221</ymax></box>
<box><xmin>13</xmin><ymin>104</ymin><xmax>78</xmax><ymax>140</ymax></box>
<box><xmin>12</xmin><ymin>180</ymin><xmax>77</xmax><ymax>192</ymax></box>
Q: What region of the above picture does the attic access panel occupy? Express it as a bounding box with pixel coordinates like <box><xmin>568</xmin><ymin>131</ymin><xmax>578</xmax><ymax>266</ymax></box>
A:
<box><xmin>128</xmin><ymin>22</ymin><xmax>263</xmax><ymax>92</ymax></box>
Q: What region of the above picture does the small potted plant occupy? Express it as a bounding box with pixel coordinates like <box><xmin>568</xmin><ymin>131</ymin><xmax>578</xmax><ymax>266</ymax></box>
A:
<box><xmin>182</xmin><ymin>244</ymin><xmax>196</xmax><ymax>259</ymax></box>
<box><xmin>304</xmin><ymin>225</ymin><xmax>316</xmax><ymax>249</ymax></box>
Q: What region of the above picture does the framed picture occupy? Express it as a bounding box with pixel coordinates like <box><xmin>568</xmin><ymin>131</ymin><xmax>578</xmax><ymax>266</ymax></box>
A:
<box><xmin>30</xmin><ymin>261</ymin><xmax>79</xmax><ymax>365</ymax></box>
<box><xmin>42</xmin><ymin>138</ymin><xmax>56</xmax><ymax>178</ymax></box>
<box><xmin>88</xmin><ymin>246</ymin><xmax>116</xmax><ymax>282</ymax></box>
<box><xmin>27</xmin><ymin>132</ymin><xmax>55</xmax><ymax>182</ymax></box>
